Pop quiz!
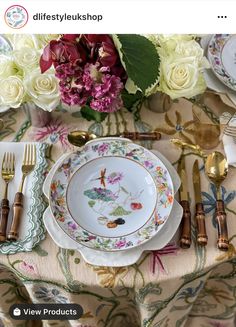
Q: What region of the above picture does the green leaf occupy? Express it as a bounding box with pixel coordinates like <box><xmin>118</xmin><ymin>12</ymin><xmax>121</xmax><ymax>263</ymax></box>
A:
<box><xmin>109</xmin><ymin>206</ymin><xmax>131</xmax><ymax>216</ymax></box>
<box><xmin>33</xmin><ymin>245</ymin><xmax>48</xmax><ymax>257</ymax></box>
<box><xmin>117</xmin><ymin>34</ymin><xmax>160</xmax><ymax>93</ymax></box>
<box><xmin>88</xmin><ymin>200</ymin><xmax>96</xmax><ymax>207</ymax></box>
<box><xmin>121</xmin><ymin>186</ymin><xmax>129</xmax><ymax>194</ymax></box>
<box><xmin>121</xmin><ymin>89</ymin><xmax>143</xmax><ymax>111</ymax></box>
<box><xmin>81</xmin><ymin>105</ymin><xmax>108</xmax><ymax>123</ymax></box>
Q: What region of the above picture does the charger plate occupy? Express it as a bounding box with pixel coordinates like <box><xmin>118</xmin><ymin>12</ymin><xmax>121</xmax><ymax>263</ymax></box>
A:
<box><xmin>49</xmin><ymin>138</ymin><xmax>174</xmax><ymax>251</ymax></box>
<box><xmin>208</xmin><ymin>34</ymin><xmax>236</xmax><ymax>91</ymax></box>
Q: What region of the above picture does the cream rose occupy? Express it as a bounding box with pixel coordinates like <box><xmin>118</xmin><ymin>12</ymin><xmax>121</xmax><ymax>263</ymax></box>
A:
<box><xmin>0</xmin><ymin>76</ymin><xmax>25</xmax><ymax>112</ymax></box>
<box><xmin>24</xmin><ymin>70</ymin><xmax>60</xmax><ymax>111</ymax></box>
<box><xmin>160</xmin><ymin>56</ymin><xmax>206</xmax><ymax>99</ymax></box>
<box><xmin>13</xmin><ymin>47</ymin><xmax>40</xmax><ymax>72</ymax></box>
<box><xmin>0</xmin><ymin>55</ymin><xmax>23</xmax><ymax>78</ymax></box>
<box><xmin>9</xmin><ymin>34</ymin><xmax>39</xmax><ymax>50</ymax></box>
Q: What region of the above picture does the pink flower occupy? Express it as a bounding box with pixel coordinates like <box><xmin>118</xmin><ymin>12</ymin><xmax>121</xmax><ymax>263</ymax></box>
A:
<box><xmin>107</xmin><ymin>172</ymin><xmax>123</xmax><ymax>184</ymax></box>
<box><xmin>115</xmin><ymin>240</ymin><xmax>126</xmax><ymax>249</ymax></box>
<box><xmin>19</xmin><ymin>260</ymin><xmax>38</xmax><ymax>276</ymax></box>
<box><xmin>150</xmin><ymin>242</ymin><xmax>179</xmax><ymax>275</ymax></box>
<box><xmin>97</xmin><ymin>143</ymin><xmax>109</xmax><ymax>155</ymax></box>
<box><xmin>30</xmin><ymin>117</ymin><xmax>72</xmax><ymax>150</ymax></box>
<box><xmin>40</xmin><ymin>39</ymin><xmax>86</xmax><ymax>73</ymax></box>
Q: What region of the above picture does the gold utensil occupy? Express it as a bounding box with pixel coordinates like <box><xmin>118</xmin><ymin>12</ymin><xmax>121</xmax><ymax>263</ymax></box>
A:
<box><xmin>68</xmin><ymin>130</ymin><xmax>162</xmax><ymax>147</ymax></box>
<box><xmin>192</xmin><ymin>159</ymin><xmax>208</xmax><ymax>246</ymax></box>
<box><xmin>7</xmin><ymin>144</ymin><xmax>36</xmax><ymax>241</ymax></box>
<box><xmin>205</xmin><ymin>151</ymin><xmax>229</xmax><ymax>251</ymax></box>
<box><xmin>0</xmin><ymin>152</ymin><xmax>15</xmax><ymax>242</ymax></box>
<box><xmin>171</xmin><ymin>138</ymin><xmax>206</xmax><ymax>157</ymax></box>
<box><xmin>177</xmin><ymin>157</ymin><xmax>191</xmax><ymax>249</ymax></box>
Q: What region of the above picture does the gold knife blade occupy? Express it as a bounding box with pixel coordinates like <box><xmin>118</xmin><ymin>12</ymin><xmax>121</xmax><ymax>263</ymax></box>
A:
<box><xmin>177</xmin><ymin>158</ymin><xmax>189</xmax><ymax>201</ymax></box>
<box><xmin>192</xmin><ymin>159</ymin><xmax>202</xmax><ymax>204</ymax></box>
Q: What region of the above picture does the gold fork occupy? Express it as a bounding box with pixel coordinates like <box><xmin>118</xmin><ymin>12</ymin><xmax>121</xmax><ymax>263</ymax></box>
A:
<box><xmin>7</xmin><ymin>144</ymin><xmax>36</xmax><ymax>241</ymax></box>
<box><xmin>0</xmin><ymin>152</ymin><xmax>15</xmax><ymax>242</ymax></box>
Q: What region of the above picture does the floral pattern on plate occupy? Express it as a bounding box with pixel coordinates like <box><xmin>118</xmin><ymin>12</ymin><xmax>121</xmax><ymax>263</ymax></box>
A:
<box><xmin>208</xmin><ymin>34</ymin><xmax>236</xmax><ymax>91</ymax></box>
<box><xmin>49</xmin><ymin>139</ymin><xmax>174</xmax><ymax>251</ymax></box>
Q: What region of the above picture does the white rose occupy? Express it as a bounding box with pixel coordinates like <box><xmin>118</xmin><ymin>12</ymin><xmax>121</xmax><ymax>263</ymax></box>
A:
<box><xmin>9</xmin><ymin>34</ymin><xmax>40</xmax><ymax>50</ymax></box>
<box><xmin>0</xmin><ymin>55</ymin><xmax>23</xmax><ymax>78</ymax></box>
<box><xmin>13</xmin><ymin>47</ymin><xmax>40</xmax><ymax>72</ymax></box>
<box><xmin>0</xmin><ymin>76</ymin><xmax>25</xmax><ymax>112</ymax></box>
<box><xmin>175</xmin><ymin>40</ymin><xmax>210</xmax><ymax>69</ymax></box>
<box><xmin>24</xmin><ymin>70</ymin><xmax>60</xmax><ymax>111</ymax></box>
<box><xmin>160</xmin><ymin>56</ymin><xmax>206</xmax><ymax>99</ymax></box>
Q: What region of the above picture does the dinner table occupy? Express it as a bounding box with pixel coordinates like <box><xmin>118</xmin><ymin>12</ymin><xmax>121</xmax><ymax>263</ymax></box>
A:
<box><xmin>0</xmin><ymin>92</ymin><xmax>236</xmax><ymax>327</ymax></box>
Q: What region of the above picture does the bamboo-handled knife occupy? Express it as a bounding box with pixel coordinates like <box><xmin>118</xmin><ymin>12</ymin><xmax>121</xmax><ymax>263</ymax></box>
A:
<box><xmin>178</xmin><ymin>157</ymin><xmax>191</xmax><ymax>249</ymax></box>
<box><xmin>192</xmin><ymin>159</ymin><xmax>208</xmax><ymax>246</ymax></box>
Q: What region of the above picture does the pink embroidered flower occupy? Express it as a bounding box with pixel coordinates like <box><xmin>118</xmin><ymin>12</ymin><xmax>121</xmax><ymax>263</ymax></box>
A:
<box><xmin>30</xmin><ymin>117</ymin><xmax>72</xmax><ymax>150</ymax></box>
<box><xmin>150</xmin><ymin>242</ymin><xmax>179</xmax><ymax>275</ymax></box>
<box><xmin>107</xmin><ymin>172</ymin><xmax>123</xmax><ymax>185</ymax></box>
<box><xmin>19</xmin><ymin>260</ymin><xmax>38</xmax><ymax>276</ymax></box>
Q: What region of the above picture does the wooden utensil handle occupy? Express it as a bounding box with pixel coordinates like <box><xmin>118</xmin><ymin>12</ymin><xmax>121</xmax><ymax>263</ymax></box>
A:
<box><xmin>121</xmin><ymin>132</ymin><xmax>161</xmax><ymax>141</ymax></box>
<box><xmin>216</xmin><ymin>200</ymin><xmax>229</xmax><ymax>251</ymax></box>
<box><xmin>7</xmin><ymin>192</ymin><xmax>24</xmax><ymax>241</ymax></box>
<box><xmin>0</xmin><ymin>198</ymin><xmax>10</xmax><ymax>242</ymax></box>
<box><xmin>179</xmin><ymin>200</ymin><xmax>191</xmax><ymax>249</ymax></box>
<box><xmin>195</xmin><ymin>203</ymin><xmax>208</xmax><ymax>246</ymax></box>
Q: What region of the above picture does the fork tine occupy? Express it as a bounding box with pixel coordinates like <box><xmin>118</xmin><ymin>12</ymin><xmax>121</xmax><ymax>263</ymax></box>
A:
<box><xmin>6</xmin><ymin>153</ymin><xmax>9</xmax><ymax>173</ymax></box>
<box><xmin>2</xmin><ymin>153</ymin><xmax>6</xmax><ymax>171</ymax></box>
<box><xmin>32</xmin><ymin>145</ymin><xmax>36</xmax><ymax>165</ymax></box>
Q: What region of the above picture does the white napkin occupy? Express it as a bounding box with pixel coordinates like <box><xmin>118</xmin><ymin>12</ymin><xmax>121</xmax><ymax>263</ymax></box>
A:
<box><xmin>0</xmin><ymin>142</ymin><xmax>48</xmax><ymax>254</ymax></box>
<box><xmin>220</xmin><ymin>113</ymin><xmax>236</xmax><ymax>167</ymax></box>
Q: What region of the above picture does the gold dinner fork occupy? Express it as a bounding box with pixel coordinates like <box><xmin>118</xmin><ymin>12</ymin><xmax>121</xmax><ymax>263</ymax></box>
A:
<box><xmin>0</xmin><ymin>152</ymin><xmax>15</xmax><ymax>242</ymax></box>
<box><xmin>7</xmin><ymin>144</ymin><xmax>36</xmax><ymax>241</ymax></box>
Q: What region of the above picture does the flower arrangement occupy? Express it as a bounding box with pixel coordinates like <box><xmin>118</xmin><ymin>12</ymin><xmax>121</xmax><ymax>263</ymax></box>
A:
<box><xmin>0</xmin><ymin>35</ymin><xmax>61</xmax><ymax>113</ymax></box>
<box><xmin>0</xmin><ymin>34</ymin><xmax>209</xmax><ymax>122</ymax></box>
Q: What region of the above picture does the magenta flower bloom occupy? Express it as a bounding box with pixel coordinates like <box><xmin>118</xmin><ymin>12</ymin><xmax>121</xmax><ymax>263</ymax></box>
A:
<box><xmin>97</xmin><ymin>143</ymin><xmax>109</xmax><ymax>155</ymax></box>
<box><xmin>115</xmin><ymin>240</ymin><xmax>126</xmax><ymax>249</ymax></box>
<box><xmin>40</xmin><ymin>34</ymin><xmax>127</xmax><ymax>114</ymax></box>
<box><xmin>107</xmin><ymin>172</ymin><xmax>123</xmax><ymax>184</ymax></box>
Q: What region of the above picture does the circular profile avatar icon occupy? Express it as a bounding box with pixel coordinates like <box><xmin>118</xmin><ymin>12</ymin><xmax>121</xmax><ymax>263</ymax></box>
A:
<box><xmin>4</xmin><ymin>5</ymin><xmax>28</xmax><ymax>29</ymax></box>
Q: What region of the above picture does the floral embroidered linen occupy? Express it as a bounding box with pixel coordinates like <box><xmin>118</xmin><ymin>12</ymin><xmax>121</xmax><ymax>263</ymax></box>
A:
<box><xmin>0</xmin><ymin>96</ymin><xmax>236</xmax><ymax>327</ymax></box>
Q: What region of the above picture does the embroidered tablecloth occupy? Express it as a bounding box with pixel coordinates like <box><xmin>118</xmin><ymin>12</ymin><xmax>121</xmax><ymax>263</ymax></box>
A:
<box><xmin>0</xmin><ymin>93</ymin><xmax>236</xmax><ymax>327</ymax></box>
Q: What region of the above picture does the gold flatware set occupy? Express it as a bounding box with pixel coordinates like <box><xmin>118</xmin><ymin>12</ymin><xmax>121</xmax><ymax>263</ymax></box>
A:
<box><xmin>68</xmin><ymin>130</ymin><xmax>162</xmax><ymax>147</ymax></box>
<box><xmin>0</xmin><ymin>144</ymin><xmax>36</xmax><ymax>243</ymax></box>
<box><xmin>173</xmin><ymin>138</ymin><xmax>229</xmax><ymax>251</ymax></box>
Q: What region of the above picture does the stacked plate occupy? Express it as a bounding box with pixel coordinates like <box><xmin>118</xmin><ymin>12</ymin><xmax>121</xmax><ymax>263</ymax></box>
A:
<box><xmin>43</xmin><ymin>138</ymin><xmax>183</xmax><ymax>266</ymax></box>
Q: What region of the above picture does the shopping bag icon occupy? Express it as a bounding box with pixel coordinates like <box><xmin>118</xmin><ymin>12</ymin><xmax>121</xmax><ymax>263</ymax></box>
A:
<box><xmin>13</xmin><ymin>308</ymin><xmax>21</xmax><ymax>316</ymax></box>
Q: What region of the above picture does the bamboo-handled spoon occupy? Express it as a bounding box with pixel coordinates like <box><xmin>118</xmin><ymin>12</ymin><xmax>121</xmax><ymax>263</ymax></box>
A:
<box><xmin>68</xmin><ymin>130</ymin><xmax>161</xmax><ymax>147</ymax></box>
<box><xmin>205</xmin><ymin>151</ymin><xmax>229</xmax><ymax>251</ymax></box>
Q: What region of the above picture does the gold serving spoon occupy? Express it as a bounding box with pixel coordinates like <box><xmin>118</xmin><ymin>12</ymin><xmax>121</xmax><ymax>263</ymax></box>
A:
<box><xmin>170</xmin><ymin>138</ymin><xmax>206</xmax><ymax>157</ymax></box>
<box><xmin>205</xmin><ymin>151</ymin><xmax>229</xmax><ymax>251</ymax></box>
<box><xmin>68</xmin><ymin>130</ymin><xmax>161</xmax><ymax>147</ymax></box>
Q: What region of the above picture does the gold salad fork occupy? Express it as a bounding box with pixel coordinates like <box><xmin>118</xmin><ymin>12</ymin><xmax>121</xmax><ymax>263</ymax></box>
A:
<box><xmin>0</xmin><ymin>153</ymin><xmax>15</xmax><ymax>242</ymax></box>
<box><xmin>7</xmin><ymin>144</ymin><xmax>36</xmax><ymax>241</ymax></box>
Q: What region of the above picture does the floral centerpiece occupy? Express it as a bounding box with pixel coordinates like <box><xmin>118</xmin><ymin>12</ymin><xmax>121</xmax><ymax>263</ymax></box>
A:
<box><xmin>0</xmin><ymin>34</ymin><xmax>209</xmax><ymax>122</ymax></box>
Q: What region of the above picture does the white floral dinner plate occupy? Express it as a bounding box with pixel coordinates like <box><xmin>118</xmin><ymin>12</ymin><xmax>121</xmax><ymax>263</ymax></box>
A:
<box><xmin>208</xmin><ymin>34</ymin><xmax>236</xmax><ymax>91</ymax></box>
<box><xmin>49</xmin><ymin>138</ymin><xmax>174</xmax><ymax>251</ymax></box>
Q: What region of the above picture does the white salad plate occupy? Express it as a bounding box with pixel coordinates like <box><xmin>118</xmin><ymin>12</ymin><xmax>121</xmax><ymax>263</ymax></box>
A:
<box><xmin>43</xmin><ymin>148</ymin><xmax>182</xmax><ymax>266</ymax></box>
<box><xmin>208</xmin><ymin>34</ymin><xmax>236</xmax><ymax>91</ymax></box>
<box><xmin>49</xmin><ymin>138</ymin><xmax>174</xmax><ymax>252</ymax></box>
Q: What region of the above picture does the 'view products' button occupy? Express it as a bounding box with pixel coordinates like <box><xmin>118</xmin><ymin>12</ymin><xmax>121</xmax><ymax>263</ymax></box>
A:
<box><xmin>9</xmin><ymin>303</ymin><xmax>83</xmax><ymax>320</ymax></box>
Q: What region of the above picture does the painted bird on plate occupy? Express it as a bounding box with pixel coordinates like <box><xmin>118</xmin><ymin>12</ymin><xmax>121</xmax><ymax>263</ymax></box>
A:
<box><xmin>91</xmin><ymin>168</ymin><xmax>107</xmax><ymax>187</ymax></box>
